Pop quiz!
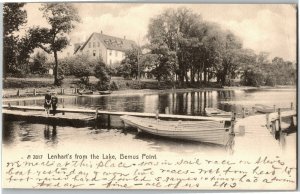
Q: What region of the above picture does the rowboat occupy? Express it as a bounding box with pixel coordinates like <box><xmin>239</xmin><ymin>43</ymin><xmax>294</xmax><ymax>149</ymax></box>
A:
<box><xmin>99</xmin><ymin>91</ymin><xmax>112</xmax><ymax>95</ymax></box>
<box><xmin>205</xmin><ymin>108</ymin><xmax>232</xmax><ymax>118</ymax></box>
<box><xmin>78</xmin><ymin>90</ymin><xmax>94</xmax><ymax>95</ymax></box>
<box><xmin>254</xmin><ymin>104</ymin><xmax>274</xmax><ymax>113</ymax></box>
<box><xmin>120</xmin><ymin>115</ymin><xmax>232</xmax><ymax>146</ymax></box>
<box><xmin>254</xmin><ymin>104</ymin><xmax>290</xmax><ymax>114</ymax></box>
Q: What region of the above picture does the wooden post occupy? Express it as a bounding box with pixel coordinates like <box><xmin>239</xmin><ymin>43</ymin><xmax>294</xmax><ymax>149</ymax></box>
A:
<box><xmin>33</xmin><ymin>88</ymin><xmax>36</xmax><ymax>96</ymax></box>
<box><xmin>242</xmin><ymin>107</ymin><xmax>245</xmax><ymax>118</ymax></box>
<box><xmin>62</xmin><ymin>101</ymin><xmax>65</xmax><ymax>115</ymax></box>
<box><xmin>266</xmin><ymin>113</ymin><xmax>270</xmax><ymax>129</ymax></box>
<box><xmin>95</xmin><ymin>108</ymin><xmax>98</xmax><ymax>119</ymax></box>
<box><xmin>230</xmin><ymin>112</ymin><xmax>236</xmax><ymax>134</ymax></box>
<box><xmin>278</xmin><ymin>108</ymin><xmax>282</xmax><ymax>131</ymax></box>
<box><xmin>291</xmin><ymin>102</ymin><xmax>293</xmax><ymax>110</ymax></box>
<box><xmin>108</xmin><ymin>114</ymin><xmax>111</xmax><ymax>128</ymax></box>
<box><xmin>165</xmin><ymin>107</ymin><xmax>169</xmax><ymax>114</ymax></box>
<box><xmin>17</xmin><ymin>89</ymin><xmax>20</xmax><ymax>97</ymax></box>
<box><xmin>155</xmin><ymin>109</ymin><xmax>159</xmax><ymax>120</ymax></box>
<box><xmin>61</xmin><ymin>88</ymin><xmax>64</xmax><ymax>95</ymax></box>
<box><xmin>252</xmin><ymin>107</ymin><xmax>255</xmax><ymax>115</ymax></box>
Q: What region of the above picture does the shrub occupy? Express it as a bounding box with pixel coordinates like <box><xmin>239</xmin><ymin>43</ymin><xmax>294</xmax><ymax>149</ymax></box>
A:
<box><xmin>94</xmin><ymin>61</ymin><xmax>111</xmax><ymax>91</ymax></box>
<box><xmin>109</xmin><ymin>81</ymin><xmax>119</xmax><ymax>91</ymax></box>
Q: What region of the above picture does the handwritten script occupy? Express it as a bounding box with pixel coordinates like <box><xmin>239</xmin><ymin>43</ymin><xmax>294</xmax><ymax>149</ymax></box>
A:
<box><xmin>3</xmin><ymin>153</ymin><xmax>296</xmax><ymax>189</ymax></box>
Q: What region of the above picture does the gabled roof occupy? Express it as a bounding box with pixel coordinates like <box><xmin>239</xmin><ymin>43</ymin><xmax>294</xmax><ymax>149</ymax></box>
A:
<box><xmin>76</xmin><ymin>32</ymin><xmax>137</xmax><ymax>53</ymax></box>
<box><xmin>73</xmin><ymin>42</ymin><xmax>84</xmax><ymax>54</ymax></box>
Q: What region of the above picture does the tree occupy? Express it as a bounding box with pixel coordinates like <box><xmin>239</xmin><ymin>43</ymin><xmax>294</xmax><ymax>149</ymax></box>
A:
<box><xmin>30</xmin><ymin>51</ymin><xmax>48</xmax><ymax>74</ymax></box>
<box><xmin>31</xmin><ymin>3</ymin><xmax>80</xmax><ymax>85</ymax></box>
<box><xmin>143</xmin><ymin>44</ymin><xmax>177</xmax><ymax>87</ymax></box>
<box><xmin>69</xmin><ymin>55</ymin><xmax>95</xmax><ymax>85</ymax></box>
<box><xmin>3</xmin><ymin>3</ymin><xmax>27</xmax><ymax>75</ymax></box>
<box><xmin>216</xmin><ymin>31</ymin><xmax>243</xmax><ymax>85</ymax></box>
<box><xmin>94</xmin><ymin>61</ymin><xmax>111</xmax><ymax>91</ymax></box>
<box><xmin>147</xmin><ymin>7</ymin><xmax>203</xmax><ymax>86</ymax></box>
<box><xmin>118</xmin><ymin>48</ymin><xmax>141</xmax><ymax>79</ymax></box>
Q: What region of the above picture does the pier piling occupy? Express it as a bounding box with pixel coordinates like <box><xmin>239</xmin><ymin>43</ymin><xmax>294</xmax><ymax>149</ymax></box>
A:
<box><xmin>266</xmin><ymin>113</ymin><xmax>270</xmax><ymax>129</ymax></box>
<box><xmin>278</xmin><ymin>108</ymin><xmax>282</xmax><ymax>131</ymax></box>
<box><xmin>230</xmin><ymin>112</ymin><xmax>236</xmax><ymax>134</ymax></box>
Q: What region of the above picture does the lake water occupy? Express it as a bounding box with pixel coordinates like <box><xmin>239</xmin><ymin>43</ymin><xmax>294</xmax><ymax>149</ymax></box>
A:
<box><xmin>2</xmin><ymin>88</ymin><xmax>297</xmax><ymax>156</ymax></box>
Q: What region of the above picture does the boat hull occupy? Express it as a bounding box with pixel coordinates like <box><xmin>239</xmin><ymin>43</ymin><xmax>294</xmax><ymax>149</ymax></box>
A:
<box><xmin>120</xmin><ymin>115</ymin><xmax>231</xmax><ymax>146</ymax></box>
<box><xmin>205</xmin><ymin>108</ymin><xmax>232</xmax><ymax>118</ymax></box>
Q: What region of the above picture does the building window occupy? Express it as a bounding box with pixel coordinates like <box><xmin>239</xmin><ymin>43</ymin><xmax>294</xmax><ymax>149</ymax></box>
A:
<box><xmin>93</xmin><ymin>50</ymin><xmax>96</xmax><ymax>57</ymax></box>
<box><xmin>88</xmin><ymin>42</ymin><xmax>91</xmax><ymax>48</ymax></box>
<box><xmin>93</xmin><ymin>42</ymin><xmax>95</xmax><ymax>48</ymax></box>
<box><xmin>98</xmin><ymin>42</ymin><xmax>100</xmax><ymax>47</ymax></box>
<box><xmin>115</xmin><ymin>51</ymin><xmax>118</xmax><ymax>57</ymax></box>
<box><xmin>109</xmin><ymin>50</ymin><xmax>112</xmax><ymax>56</ymax></box>
<box><xmin>110</xmin><ymin>59</ymin><xmax>112</xmax><ymax>65</ymax></box>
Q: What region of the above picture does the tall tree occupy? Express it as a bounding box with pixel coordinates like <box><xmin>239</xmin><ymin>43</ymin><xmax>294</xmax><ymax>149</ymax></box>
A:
<box><xmin>3</xmin><ymin>3</ymin><xmax>27</xmax><ymax>75</ymax></box>
<box><xmin>217</xmin><ymin>31</ymin><xmax>243</xmax><ymax>85</ymax></box>
<box><xmin>31</xmin><ymin>3</ymin><xmax>80</xmax><ymax>85</ymax></box>
<box><xmin>147</xmin><ymin>7</ymin><xmax>203</xmax><ymax>87</ymax></box>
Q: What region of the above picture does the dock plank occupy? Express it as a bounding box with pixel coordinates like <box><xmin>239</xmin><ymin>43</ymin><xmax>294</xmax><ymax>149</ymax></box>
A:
<box><xmin>2</xmin><ymin>105</ymin><xmax>231</xmax><ymax>121</ymax></box>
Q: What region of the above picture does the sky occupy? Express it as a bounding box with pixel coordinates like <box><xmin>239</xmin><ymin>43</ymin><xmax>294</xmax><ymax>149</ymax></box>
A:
<box><xmin>23</xmin><ymin>3</ymin><xmax>297</xmax><ymax>62</ymax></box>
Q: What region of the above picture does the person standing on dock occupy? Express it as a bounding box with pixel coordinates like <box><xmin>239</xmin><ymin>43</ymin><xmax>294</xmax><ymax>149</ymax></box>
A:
<box><xmin>51</xmin><ymin>92</ymin><xmax>58</xmax><ymax>116</ymax></box>
<box><xmin>44</xmin><ymin>90</ymin><xmax>52</xmax><ymax>116</ymax></box>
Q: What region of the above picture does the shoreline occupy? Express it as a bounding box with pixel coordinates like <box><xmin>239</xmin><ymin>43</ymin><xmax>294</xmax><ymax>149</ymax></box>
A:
<box><xmin>2</xmin><ymin>85</ymin><xmax>296</xmax><ymax>102</ymax></box>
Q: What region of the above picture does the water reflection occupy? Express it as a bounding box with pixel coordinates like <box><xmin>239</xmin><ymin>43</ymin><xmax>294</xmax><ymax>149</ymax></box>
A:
<box><xmin>44</xmin><ymin>124</ymin><xmax>58</xmax><ymax>145</ymax></box>
<box><xmin>2</xmin><ymin>88</ymin><xmax>296</xmax><ymax>154</ymax></box>
<box><xmin>4</xmin><ymin>89</ymin><xmax>296</xmax><ymax>117</ymax></box>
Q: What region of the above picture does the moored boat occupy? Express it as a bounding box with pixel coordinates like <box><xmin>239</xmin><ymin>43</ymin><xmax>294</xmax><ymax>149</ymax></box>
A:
<box><xmin>78</xmin><ymin>89</ymin><xmax>93</xmax><ymax>95</ymax></box>
<box><xmin>254</xmin><ymin>104</ymin><xmax>290</xmax><ymax>114</ymax></box>
<box><xmin>254</xmin><ymin>104</ymin><xmax>274</xmax><ymax>113</ymax></box>
<box><xmin>120</xmin><ymin>115</ymin><xmax>233</xmax><ymax>146</ymax></box>
<box><xmin>99</xmin><ymin>91</ymin><xmax>112</xmax><ymax>95</ymax></box>
<box><xmin>205</xmin><ymin>108</ymin><xmax>232</xmax><ymax>118</ymax></box>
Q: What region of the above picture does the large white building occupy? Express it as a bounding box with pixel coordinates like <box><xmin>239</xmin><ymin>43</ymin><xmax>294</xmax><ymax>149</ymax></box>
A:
<box><xmin>74</xmin><ymin>31</ymin><xmax>137</xmax><ymax>66</ymax></box>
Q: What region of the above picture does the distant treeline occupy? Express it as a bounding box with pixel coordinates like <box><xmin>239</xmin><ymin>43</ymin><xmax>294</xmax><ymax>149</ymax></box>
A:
<box><xmin>117</xmin><ymin>8</ymin><xmax>296</xmax><ymax>87</ymax></box>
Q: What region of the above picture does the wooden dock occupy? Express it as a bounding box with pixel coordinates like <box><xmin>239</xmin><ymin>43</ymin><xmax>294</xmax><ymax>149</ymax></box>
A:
<box><xmin>2</xmin><ymin>105</ymin><xmax>231</xmax><ymax>122</ymax></box>
<box><xmin>2</xmin><ymin>105</ymin><xmax>296</xmax><ymax>151</ymax></box>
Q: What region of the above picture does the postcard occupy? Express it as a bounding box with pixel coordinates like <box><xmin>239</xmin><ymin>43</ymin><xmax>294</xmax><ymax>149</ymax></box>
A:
<box><xmin>2</xmin><ymin>2</ymin><xmax>297</xmax><ymax>190</ymax></box>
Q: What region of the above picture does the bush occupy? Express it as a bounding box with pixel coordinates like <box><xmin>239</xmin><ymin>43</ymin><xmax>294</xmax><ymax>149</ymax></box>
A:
<box><xmin>265</xmin><ymin>76</ymin><xmax>276</xmax><ymax>86</ymax></box>
<box><xmin>109</xmin><ymin>81</ymin><xmax>119</xmax><ymax>91</ymax></box>
<box><xmin>94</xmin><ymin>61</ymin><xmax>111</xmax><ymax>91</ymax></box>
<box><xmin>69</xmin><ymin>55</ymin><xmax>96</xmax><ymax>86</ymax></box>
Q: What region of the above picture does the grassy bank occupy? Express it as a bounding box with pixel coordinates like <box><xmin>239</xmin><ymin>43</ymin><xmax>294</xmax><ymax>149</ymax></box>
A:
<box><xmin>3</xmin><ymin>76</ymin><xmax>296</xmax><ymax>91</ymax></box>
<box><xmin>3</xmin><ymin>76</ymin><xmax>177</xmax><ymax>90</ymax></box>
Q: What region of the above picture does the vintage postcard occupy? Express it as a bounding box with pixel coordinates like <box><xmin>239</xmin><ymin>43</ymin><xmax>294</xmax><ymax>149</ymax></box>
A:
<box><xmin>1</xmin><ymin>3</ymin><xmax>297</xmax><ymax>190</ymax></box>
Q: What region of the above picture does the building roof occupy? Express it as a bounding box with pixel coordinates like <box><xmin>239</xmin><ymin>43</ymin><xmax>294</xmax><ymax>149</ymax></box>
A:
<box><xmin>76</xmin><ymin>32</ymin><xmax>137</xmax><ymax>53</ymax></box>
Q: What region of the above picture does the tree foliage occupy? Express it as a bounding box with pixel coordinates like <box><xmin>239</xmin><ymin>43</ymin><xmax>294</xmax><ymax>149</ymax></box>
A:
<box><xmin>94</xmin><ymin>61</ymin><xmax>111</xmax><ymax>91</ymax></box>
<box><xmin>3</xmin><ymin>3</ymin><xmax>27</xmax><ymax>75</ymax></box>
<box><xmin>68</xmin><ymin>55</ymin><xmax>95</xmax><ymax>85</ymax></box>
<box><xmin>30</xmin><ymin>3</ymin><xmax>80</xmax><ymax>85</ymax></box>
<box><xmin>30</xmin><ymin>51</ymin><xmax>48</xmax><ymax>74</ymax></box>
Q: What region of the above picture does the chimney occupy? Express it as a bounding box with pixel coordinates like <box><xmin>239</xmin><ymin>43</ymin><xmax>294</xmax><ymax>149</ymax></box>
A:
<box><xmin>124</xmin><ymin>36</ymin><xmax>126</xmax><ymax>40</ymax></box>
